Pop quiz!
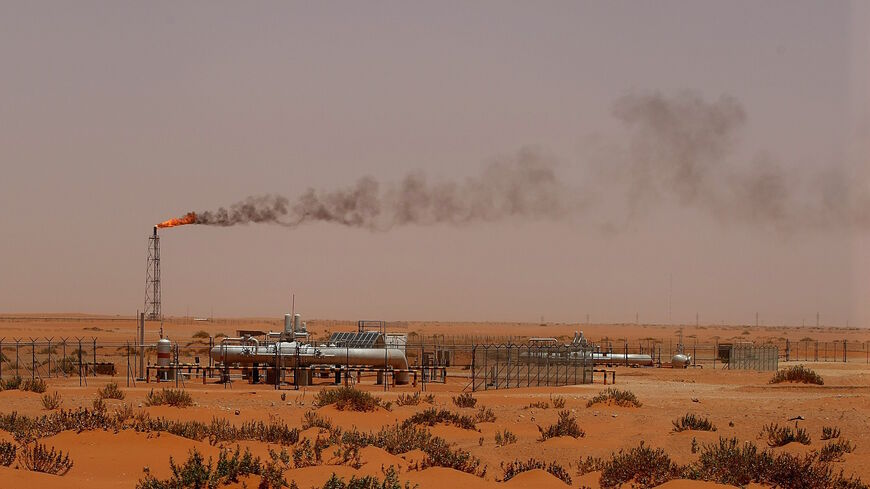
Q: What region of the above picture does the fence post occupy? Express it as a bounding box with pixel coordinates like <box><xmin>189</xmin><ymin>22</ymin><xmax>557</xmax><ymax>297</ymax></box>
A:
<box><xmin>30</xmin><ymin>338</ymin><xmax>36</xmax><ymax>380</ymax></box>
<box><xmin>46</xmin><ymin>337</ymin><xmax>52</xmax><ymax>378</ymax></box>
<box><xmin>15</xmin><ymin>339</ymin><xmax>20</xmax><ymax>377</ymax></box>
<box><xmin>126</xmin><ymin>341</ymin><xmax>131</xmax><ymax>387</ymax></box>
<box><xmin>92</xmin><ymin>338</ymin><xmax>97</xmax><ymax>377</ymax></box>
<box><xmin>844</xmin><ymin>339</ymin><xmax>847</xmax><ymax>363</ymax></box>
<box><xmin>62</xmin><ymin>339</ymin><xmax>68</xmax><ymax>377</ymax></box>
<box><xmin>77</xmin><ymin>338</ymin><xmax>83</xmax><ymax>386</ymax></box>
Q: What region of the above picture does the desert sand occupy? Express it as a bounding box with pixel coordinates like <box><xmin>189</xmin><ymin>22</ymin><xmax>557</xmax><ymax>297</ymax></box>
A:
<box><xmin>0</xmin><ymin>316</ymin><xmax>868</xmax><ymax>488</ymax></box>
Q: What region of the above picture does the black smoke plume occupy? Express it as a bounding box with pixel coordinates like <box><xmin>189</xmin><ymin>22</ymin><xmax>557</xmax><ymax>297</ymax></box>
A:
<box><xmin>185</xmin><ymin>91</ymin><xmax>867</xmax><ymax>233</ymax></box>
<box><xmin>193</xmin><ymin>148</ymin><xmax>576</xmax><ymax>230</ymax></box>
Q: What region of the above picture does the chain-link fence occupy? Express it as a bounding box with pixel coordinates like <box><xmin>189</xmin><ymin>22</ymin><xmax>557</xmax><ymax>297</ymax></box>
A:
<box><xmin>470</xmin><ymin>344</ymin><xmax>594</xmax><ymax>391</ymax></box>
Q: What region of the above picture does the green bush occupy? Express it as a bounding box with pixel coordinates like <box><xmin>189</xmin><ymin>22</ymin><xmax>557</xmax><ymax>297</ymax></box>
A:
<box><xmin>18</xmin><ymin>442</ymin><xmax>74</xmax><ymax>475</ymax></box>
<box><xmin>0</xmin><ymin>441</ymin><xmax>16</xmax><ymax>467</ymax></box>
<box><xmin>501</xmin><ymin>458</ymin><xmax>572</xmax><ymax>485</ymax></box>
<box><xmin>599</xmin><ymin>442</ymin><xmax>680</xmax><ymax>488</ymax></box>
<box><xmin>452</xmin><ymin>392</ymin><xmax>477</xmax><ymax>408</ymax></box>
<box><xmin>137</xmin><ymin>446</ymin><xmax>264</xmax><ymax>489</ymax></box>
<box><xmin>538</xmin><ymin>410</ymin><xmax>584</xmax><ymax>440</ymax></box>
<box><xmin>474</xmin><ymin>406</ymin><xmax>496</xmax><ymax>423</ymax></box>
<box><xmin>318</xmin><ymin>466</ymin><xmax>412</xmax><ymax>489</ymax></box>
<box><xmin>761</xmin><ymin>423</ymin><xmax>811</xmax><ymax>447</ymax></box>
<box><xmin>819</xmin><ymin>438</ymin><xmax>854</xmax><ymax>462</ymax></box>
<box><xmin>98</xmin><ymin>382</ymin><xmax>125</xmax><ymax>400</ymax></box>
<box><xmin>145</xmin><ymin>388</ymin><xmax>193</xmax><ymax>408</ymax></box>
<box><xmin>401</xmin><ymin>408</ymin><xmax>477</xmax><ymax>431</ymax></box>
<box><xmin>2</xmin><ymin>376</ymin><xmax>23</xmax><ymax>390</ymax></box>
<box><xmin>494</xmin><ymin>429</ymin><xmax>517</xmax><ymax>446</ymax></box>
<box><xmin>683</xmin><ymin>436</ymin><xmax>868</xmax><ymax>489</ymax></box>
<box><xmin>821</xmin><ymin>426</ymin><xmax>841</xmax><ymax>440</ymax></box>
<box><xmin>396</xmin><ymin>392</ymin><xmax>421</xmax><ymax>406</ymax></box>
<box><xmin>21</xmin><ymin>378</ymin><xmax>47</xmax><ymax>393</ymax></box>
<box><xmin>770</xmin><ymin>365</ymin><xmax>824</xmax><ymax>385</ymax></box>
<box><xmin>586</xmin><ymin>388</ymin><xmax>641</xmax><ymax>408</ymax></box>
<box><xmin>672</xmin><ymin>413</ymin><xmax>716</xmax><ymax>432</ymax></box>
<box><xmin>314</xmin><ymin>387</ymin><xmax>382</xmax><ymax>412</ymax></box>
<box><xmin>41</xmin><ymin>391</ymin><xmax>62</xmax><ymax>410</ymax></box>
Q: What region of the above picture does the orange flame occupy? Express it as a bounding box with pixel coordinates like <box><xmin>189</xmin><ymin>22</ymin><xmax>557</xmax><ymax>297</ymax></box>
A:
<box><xmin>156</xmin><ymin>212</ymin><xmax>197</xmax><ymax>229</ymax></box>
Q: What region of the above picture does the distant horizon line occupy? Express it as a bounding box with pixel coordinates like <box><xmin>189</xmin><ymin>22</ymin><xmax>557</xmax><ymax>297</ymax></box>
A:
<box><xmin>0</xmin><ymin>312</ymin><xmax>864</xmax><ymax>330</ymax></box>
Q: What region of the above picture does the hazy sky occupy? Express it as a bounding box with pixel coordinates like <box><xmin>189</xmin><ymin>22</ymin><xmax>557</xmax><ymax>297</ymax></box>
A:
<box><xmin>1</xmin><ymin>1</ymin><xmax>868</xmax><ymax>326</ymax></box>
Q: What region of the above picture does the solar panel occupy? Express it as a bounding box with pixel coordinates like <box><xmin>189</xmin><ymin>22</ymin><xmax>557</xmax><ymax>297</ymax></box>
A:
<box><xmin>329</xmin><ymin>331</ymin><xmax>383</xmax><ymax>348</ymax></box>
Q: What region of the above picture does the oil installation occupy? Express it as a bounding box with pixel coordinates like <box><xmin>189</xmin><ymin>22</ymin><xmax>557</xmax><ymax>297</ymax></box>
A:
<box><xmin>210</xmin><ymin>315</ymin><xmax>412</xmax><ymax>385</ymax></box>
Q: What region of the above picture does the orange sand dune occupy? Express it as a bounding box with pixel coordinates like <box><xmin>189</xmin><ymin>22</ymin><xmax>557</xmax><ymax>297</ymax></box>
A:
<box><xmin>0</xmin><ymin>317</ymin><xmax>868</xmax><ymax>488</ymax></box>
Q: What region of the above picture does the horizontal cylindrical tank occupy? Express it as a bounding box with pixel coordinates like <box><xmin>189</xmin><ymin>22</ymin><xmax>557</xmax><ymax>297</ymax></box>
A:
<box><xmin>210</xmin><ymin>341</ymin><xmax>411</xmax><ymax>384</ymax></box>
<box><xmin>590</xmin><ymin>352</ymin><xmax>654</xmax><ymax>366</ymax></box>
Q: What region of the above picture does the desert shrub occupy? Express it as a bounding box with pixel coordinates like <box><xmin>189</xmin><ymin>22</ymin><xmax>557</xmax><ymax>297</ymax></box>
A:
<box><xmin>314</xmin><ymin>387</ymin><xmax>381</xmax><ymax>412</ymax></box>
<box><xmin>586</xmin><ymin>388</ymin><xmax>641</xmax><ymax>408</ymax></box>
<box><xmin>764</xmin><ymin>452</ymin><xmax>847</xmax><ymax>489</ymax></box>
<box><xmin>341</xmin><ymin>424</ymin><xmax>484</xmax><ymax>477</ymax></box>
<box><xmin>526</xmin><ymin>401</ymin><xmax>549</xmax><ymax>409</ymax></box>
<box><xmin>770</xmin><ymin>365</ymin><xmax>824</xmax><ymax>385</ymax></box>
<box><xmin>259</xmin><ymin>448</ymin><xmax>291</xmax><ymax>489</ymax></box>
<box><xmin>192</xmin><ymin>330</ymin><xmax>210</xmax><ymax>339</ymax></box>
<box><xmin>113</xmin><ymin>403</ymin><xmax>135</xmax><ymax>423</ymax></box>
<box><xmin>474</xmin><ymin>406</ymin><xmax>496</xmax><ymax>423</ymax></box>
<box><xmin>577</xmin><ymin>456</ymin><xmax>605</xmax><ymax>475</ymax></box>
<box><xmin>761</xmin><ymin>423</ymin><xmax>811</xmax><ymax>447</ymax></box>
<box><xmin>494</xmin><ymin>429</ymin><xmax>517</xmax><ymax>446</ymax></box>
<box><xmin>92</xmin><ymin>397</ymin><xmax>107</xmax><ymax>412</ymax></box>
<box><xmin>822</xmin><ymin>426</ymin><xmax>841</xmax><ymax>440</ymax></box>
<box><xmin>501</xmin><ymin>458</ymin><xmax>572</xmax><ymax>485</ymax></box>
<box><xmin>599</xmin><ymin>442</ymin><xmax>680</xmax><ymax>489</ymax></box>
<box><xmin>538</xmin><ymin>410</ymin><xmax>584</xmax><ymax>440</ymax></box>
<box><xmin>318</xmin><ymin>466</ymin><xmax>411</xmax><ymax>489</ymax></box>
<box><xmin>672</xmin><ymin>413</ymin><xmax>716</xmax><ymax>432</ymax></box>
<box><xmin>683</xmin><ymin>436</ymin><xmax>868</xmax><ymax>488</ymax></box>
<box><xmin>41</xmin><ymin>391</ymin><xmax>62</xmax><ymax>410</ymax></box>
<box><xmin>145</xmin><ymin>388</ymin><xmax>193</xmax><ymax>407</ymax></box>
<box><xmin>401</xmin><ymin>408</ymin><xmax>477</xmax><ymax>431</ymax></box>
<box><xmin>0</xmin><ymin>441</ymin><xmax>16</xmax><ymax>466</ymax></box>
<box><xmin>302</xmin><ymin>411</ymin><xmax>333</xmax><ymax>431</ymax></box>
<box><xmin>137</xmin><ymin>446</ymin><xmax>266</xmax><ymax>489</ymax></box>
<box><xmin>396</xmin><ymin>392</ymin><xmax>423</xmax><ymax>406</ymax></box>
<box><xmin>98</xmin><ymin>382</ymin><xmax>125</xmax><ymax>400</ymax></box>
<box><xmin>684</xmin><ymin>437</ymin><xmax>772</xmax><ymax>486</ymax></box>
<box><xmin>551</xmin><ymin>395</ymin><xmax>566</xmax><ymax>409</ymax></box>
<box><xmin>819</xmin><ymin>438</ymin><xmax>854</xmax><ymax>462</ymax></box>
<box><xmin>21</xmin><ymin>378</ymin><xmax>47</xmax><ymax>393</ymax></box>
<box><xmin>342</xmin><ymin>424</ymin><xmax>433</xmax><ymax>456</ymax></box>
<box><xmin>452</xmin><ymin>392</ymin><xmax>476</xmax><ymax>408</ymax></box>
<box><xmin>215</xmin><ymin>446</ymin><xmax>262</xmax><ymax>482</ymax></box>
<box><xmin>420</xmin><ymin>436</ymin><xmax>485</xmax><ymax>476</ymax></box>
<box><xmin>18</xmin><ymin>442</ymin><xmax>74</xmax><ymax>475</ymax></box>
<box><xmin>292</xmin><ymin>439</ymin><xmax>318</xmax><ymax>468</ymax></box>
<box><xmin>422</xmin><ymin>393</ymin><xmax>435</xmax><ymax>404</ymax></box>
<box><xmin>0</xmin><ymin>407</ymin><xmax>301</xmax><ymax>447</ymax></box>
<box><xmin>2</xmin><ymin>376</ymin><xmax>23</xmax><ymax>390</ymax></box>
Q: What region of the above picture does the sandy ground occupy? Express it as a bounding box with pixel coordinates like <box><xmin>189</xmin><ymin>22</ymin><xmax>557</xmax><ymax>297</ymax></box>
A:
<box><xmin>0</xmin><ymin>317</ymin><xmax>868</xmax><ymax>488</ymax></box>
